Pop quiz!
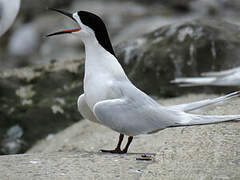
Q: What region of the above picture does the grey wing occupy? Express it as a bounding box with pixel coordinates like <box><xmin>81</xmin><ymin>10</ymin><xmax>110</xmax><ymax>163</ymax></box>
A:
<box><xmin>93</xmin><ymin>97</ymin><xmax>178</xmax><ymax>136</ymax></box>
<box><xmin>77</xmin><ymin>94</ymin><xmax>101</xmax><ymax>123</ymax></box>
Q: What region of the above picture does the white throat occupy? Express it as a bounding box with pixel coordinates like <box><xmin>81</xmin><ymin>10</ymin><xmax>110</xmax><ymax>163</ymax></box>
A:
<box><xmin>83</xmin><ymin>36</ymin><xmax>120</xmax><ymax>77</ymax></box>
<box><xmin>82</xmin><ymin>36</ymin><xmax>127</xmax><ymax>108</ymax></box>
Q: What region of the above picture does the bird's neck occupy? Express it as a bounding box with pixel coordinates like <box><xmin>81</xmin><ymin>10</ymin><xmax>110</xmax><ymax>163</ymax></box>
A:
<box><xmin>83</xmin><ymin>37</ymin><xmax>110</xmax><ymax>64</ymax></box>
<box><xmin>83</xmin><ymin>37</ymin><xmax>127</xmax><ymax>80</ymax></box>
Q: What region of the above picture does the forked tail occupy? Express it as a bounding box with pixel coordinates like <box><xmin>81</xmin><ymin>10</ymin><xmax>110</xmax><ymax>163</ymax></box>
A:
<box><xmin>173</xmin><ymin>113</ymin><xmax>240</xmax><ymax>127</ymax></box>
<box><xmin>168</xmin><ymin>91</ymin><xmax>240</xmax><ymax>112</ymax></box>
<box><xmin>171</xmin><ymin>77</ymin><xmax>216</xmax><ymax>87</ymax></box>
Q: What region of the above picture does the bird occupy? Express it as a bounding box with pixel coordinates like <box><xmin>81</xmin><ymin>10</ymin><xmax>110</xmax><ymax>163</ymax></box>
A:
<box><xmin>171</xmin><ymin>67</ymin><xmax>240</xmax><ymax>87</ymax></box>
<box><xmin>47</xmin><ymin>8</ymin><xmax>240</xmax><ymax>154</ymax></box>
<box><xmin>0</xmin><ymin>0</ymin><xmax>21</xmax><ymax>37</ymax></box>
<box><xmin>8</xmin><ymin>23</ymin><xmax>39</xmax><ymax>56</ymax></box>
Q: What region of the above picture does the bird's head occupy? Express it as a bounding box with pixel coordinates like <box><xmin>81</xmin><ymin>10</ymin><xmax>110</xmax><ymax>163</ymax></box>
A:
<box><xmin>47</xmin><ymin>8</ymin><xmax>115</xmax><ymax>56</ymax></box>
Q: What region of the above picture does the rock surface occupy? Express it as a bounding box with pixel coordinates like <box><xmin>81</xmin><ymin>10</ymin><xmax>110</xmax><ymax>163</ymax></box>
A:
<box><xmin>116</xmin><ymin>19</ymin><xmax>240</xmax><ymax>97</ymax></box>
<box><xmin>0</xmin><ymin>58</ymin><xmax>85</xmax><ymax>154</ymax></box>
<box><xmin>1</xmin><ymin>94</ymin><xmax>240</xmax><ymax>179</ymax></box>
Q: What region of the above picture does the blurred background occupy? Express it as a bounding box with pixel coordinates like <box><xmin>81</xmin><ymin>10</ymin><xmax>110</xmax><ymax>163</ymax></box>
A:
<box><xmin>1</xmin><ymin>0</ymin><xmax>240</xmax><ymax>69</ymax></box>
<box><xmin>1</xmin><ymin>0</ymin><xmax>240</xmax><ymax>155</ymax></box>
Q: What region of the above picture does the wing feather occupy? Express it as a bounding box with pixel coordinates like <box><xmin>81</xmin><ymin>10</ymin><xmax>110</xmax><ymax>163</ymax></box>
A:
<box><xmin>93</xmin><ymin>98</ymin><xmax>175</xmax><ymax>136</ymax></box>
<box><xmin>78</xmin><ymin>94</ymin><xmax>100</xmax><ymax>123</ymax></box>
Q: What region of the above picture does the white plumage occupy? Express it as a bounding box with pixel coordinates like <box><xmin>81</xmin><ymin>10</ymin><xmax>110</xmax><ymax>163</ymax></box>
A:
<box><xmin>48</xmin><ymin>9</ymin><xmax>240</xmax><ymax>153</ymax></box>
<box><xmin>171</xmin><ymin>67</ymin><xmax>240</xmax><ymax>87</ymax></box>
<box><xmin>0</xmin><ymin>0</ymin><xmax>20</xmax><ymax>37</ymax></box>
<box><xmin>78</xmin><ymin>39</ymin><xmax>240</xmax><ymax>136</ymax></box>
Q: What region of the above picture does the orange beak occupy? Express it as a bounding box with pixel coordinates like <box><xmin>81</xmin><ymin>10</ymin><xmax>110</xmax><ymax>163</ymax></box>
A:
<box><xmin>46</xmin><ymin>28</ymin><xmax>81</xmax><ymax>37</ymax></box>
<box><xmin>46</xmin><ymin>8</ymin><xmax>81</xmax><ymax>37</ymax></box>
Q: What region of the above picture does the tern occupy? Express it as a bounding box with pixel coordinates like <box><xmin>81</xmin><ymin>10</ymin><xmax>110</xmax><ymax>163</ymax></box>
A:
<box><xmin>0</xmin><ymin>0</ymin><xmax>21</xmax><ymax>37</ymax></box>
<box><xmin>171</xmin><ymin>66</ymin><xmax>240</xmax><ymax>87</ymax></box>
<box><xmin>47</xmin><ymin>9</ymin><xmax>240</xmax><ymax>154</ymax></box>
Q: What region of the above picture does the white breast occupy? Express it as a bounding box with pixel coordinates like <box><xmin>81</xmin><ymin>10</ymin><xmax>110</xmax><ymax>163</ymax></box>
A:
<box><xmin>84</xmin><ymin>73</ymin><xmax>113</xmax><ymax>109</ymax></box>
<box><xmin>82</xmin><ymin>34</ymin><xmax>128</xmax><ymax>110</ymax></box>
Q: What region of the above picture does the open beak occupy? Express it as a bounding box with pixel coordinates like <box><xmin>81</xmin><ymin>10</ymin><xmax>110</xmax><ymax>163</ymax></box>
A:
<box><xmin>46</xmin><ymin>8</ymin><xmax>81</xmax><ymax>37</ymax></box>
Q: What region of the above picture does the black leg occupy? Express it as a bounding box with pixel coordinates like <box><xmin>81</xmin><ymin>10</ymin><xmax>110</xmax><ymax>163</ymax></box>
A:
<box><xmin>101</xmin><ymin>134</ymin><xmax>124</xmax><ymax>153</ymax></box>
<box><xmin>115</xmin><ymin>134</ymin><xmax>124</xmax><ymax>151</ymax></box>
<box><xmin>101</xmin><ymin>134</ymin><xmax>133</xmax><ymax>154</ymax></box>
<box><xmin>122</xmin><ymin>136</ymin><xmax>133</xmax><ymax>153</ymax></box>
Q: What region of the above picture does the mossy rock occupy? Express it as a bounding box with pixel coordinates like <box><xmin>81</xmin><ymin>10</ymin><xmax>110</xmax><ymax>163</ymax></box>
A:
<box><xmin>0</xmin><ymin>59</ymin><xmax>84</xmax><ymax>154</ymax></box>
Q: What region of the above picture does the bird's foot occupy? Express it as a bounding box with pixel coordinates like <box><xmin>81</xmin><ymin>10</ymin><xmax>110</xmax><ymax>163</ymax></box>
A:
<box><xmin>100</xmin><ymin>148</ymin><xmax>127</xmax><ymax>154</ymax></box>
<box><xmin>100</xmin><ymin>134</ymin><xmax>132</xmax><ymax>154</ymax></box>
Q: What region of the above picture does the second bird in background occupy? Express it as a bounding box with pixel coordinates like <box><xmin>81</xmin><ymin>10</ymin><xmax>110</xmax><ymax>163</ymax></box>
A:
<box><xmin>0</xmin><ymin>0</ymin><xmax>21</xmax><ymax>37</ymax></box>
<box><xmin>171</xmin><ymin>66</ymin><xmax>240</xmax><ymax>87</ymax></box>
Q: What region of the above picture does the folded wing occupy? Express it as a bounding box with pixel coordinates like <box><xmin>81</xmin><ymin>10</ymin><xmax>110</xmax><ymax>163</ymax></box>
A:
<box><xmin>93</xmin><ymin>98</ymin><xmax>176</xmax><ymax>136</ymax></box>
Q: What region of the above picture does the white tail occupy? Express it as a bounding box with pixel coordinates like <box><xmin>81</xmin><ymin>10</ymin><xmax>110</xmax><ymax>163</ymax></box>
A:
<box><xmin>171</xmin><ymin>77</ymin><xmax>216</xmax><ymax>86</ymax></box>
<box><xmin>201</xmin><ymin>67</ymin><xmax>240</xmax><ymax>77</ymax></box>
<box><xmin>177</xmin><ymin>113</ymin><xmax>240</xmax><ymax>126</ymax></box>
<box><xmin>168</xmin><ymin>91</ymin><xmax>240</xmax><ymax>112</ymax></box>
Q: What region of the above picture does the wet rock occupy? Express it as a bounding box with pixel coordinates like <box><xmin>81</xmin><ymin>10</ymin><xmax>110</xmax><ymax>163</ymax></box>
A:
<box><xmin>116</xmin><ymin>18</ymin><xmax>240</xmax><ymax>97</ymax></box>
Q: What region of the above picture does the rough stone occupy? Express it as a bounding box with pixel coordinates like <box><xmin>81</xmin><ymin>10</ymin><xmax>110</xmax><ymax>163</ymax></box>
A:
<box><xmin>116</xmin><ymin>19</ymin><xmax>240</xmax><ymax>97</ymax></box>
<box><xmin>0</xmin><ymin>58</ymin><xmax>85</xmax><ymax>154</ymax></box>
<box><xmin>1</xmin><ymin>94</ymin><xmax>239</xmax><ymax>179</ymax></box>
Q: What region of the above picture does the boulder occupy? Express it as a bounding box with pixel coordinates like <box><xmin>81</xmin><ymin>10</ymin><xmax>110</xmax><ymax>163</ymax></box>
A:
<box><xmin>116</xmin><ymin>18</ymin><xmax>240</xmax><ymax>97</ymax></box>
<box><xmin>5</xmin><ymin>94</ymin><xmax>239</xmax><ymax>179</ymax></box>
<box><xmin>0</xmin><ymin>59</ymin><xmax>84</xmax><ymax>154</ymax></box>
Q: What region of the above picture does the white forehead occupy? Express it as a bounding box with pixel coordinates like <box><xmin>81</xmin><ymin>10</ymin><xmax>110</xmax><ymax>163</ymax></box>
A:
<box><xmin>73</xmin><ymin>12</ymin><xmax>82</xmax><ymax>25</ymax></box>
<box><xmin>72</xmin><ymin>12</ymin><xmax>94</xmax><ymax>34</ymax></box>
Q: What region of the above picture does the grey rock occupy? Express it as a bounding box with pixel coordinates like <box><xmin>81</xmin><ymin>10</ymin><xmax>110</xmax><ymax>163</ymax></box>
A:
<box><xmin>160</xmin><ymin>0</ymin><xmax>194</xmax><ymax>11</ymax></box>
<box><xmin>20</xmin><ymin>94</ymin><xmax>240</xmax><ymax>179</ymax></box>
<box><xmin>6</xmin><ymin>125</ymin><xmax>23</xmax><ymax>140</ymax></box>
<box><xmin>0</xmin><ymin>58</ymin><xmax>85</xmax><ymax>154</ymax></box>
<box><xmin>0</xmin><ymin>138</ymin><xmax>26</xmax><ymax>155</ymax></box>
<box><xmin>190</xmin><ymin>0</ymin><xmax>240</xmax><ymax>17</ymax></box>
<box><xmin>0</xmin><ymin>125</ymin><xmax>26</xmax><ymax>154</ymax></box>
<box><xmin>0</xmin><ymin>151</ymin><xmax>152</xmax><ymax>180</ymax></box>
<box><xmin>116</xmin><ymin>18</ymin><xmax>240</xmax><ymax>97</ymax></box>
<box><xmin>113</xmin><ymin>15</ymin><xmax>196</xmax><ymax>45</ymax></box>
